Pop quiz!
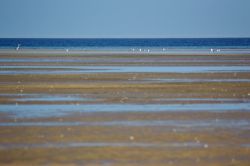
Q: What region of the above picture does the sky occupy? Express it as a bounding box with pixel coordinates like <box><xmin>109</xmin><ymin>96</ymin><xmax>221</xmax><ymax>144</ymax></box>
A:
<box><xmin>0</xmin><ymin>0</ymin><xmax>250</xmax><ymax>38</ymax></box>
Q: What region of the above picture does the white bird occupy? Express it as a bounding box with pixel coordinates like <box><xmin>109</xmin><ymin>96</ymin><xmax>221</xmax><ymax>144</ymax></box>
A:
<box><xmin>210</xmin><ymin>48</ymin><xmax>214</xmax><ymax>53</ymax></box>
<box><xmin>16</xmin><ymin>44</ymin><xmax>21</xmax><ymax>51</ymax></box>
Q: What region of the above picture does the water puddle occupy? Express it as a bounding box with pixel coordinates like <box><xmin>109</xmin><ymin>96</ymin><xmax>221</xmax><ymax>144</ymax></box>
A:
<box><xmin>0</xmin><ymin>103</ymin><xmax>249</xmax><ymax>118</ymax></box>
<box><xmin>0</xmin><ymin>59</ymin><xmax>80</xmax><ymax>63</ymax></box>
<box><xmin>0</xmin><ymin>142</ymin><xmax>204</xmax><ymax>150</ymax></box>
<box><xmin>0</xmin><ymin>94</ymin><xmax>95</xmax><ymax>102</ymax></box>
<box><xmin>0</xmin><ymin>120</ymin><xmax>249</xmax><ymax>128</ymax></box>
<box><xmin>154</xmin><ymin>98</ymin><xmax>250</xmax><ymax>103</ymax></box>
<box><xmin>1</xmin><ymin>58</ymin><xmax>249</xmax><ymax>63</ymax></box>
<box><xmin>242</xmin><ymin>144</ymin><xmax>250</xmax><ymax>148</ymax></box>
<box><xmin>1</xmin><ymin>66</ymin><xmax>250</xmax><ymax>74</ymax></box>
<box><xmin>146</xmin><ymin>78</ymin><xmax>250</xmax><ymax>83</ymax></box>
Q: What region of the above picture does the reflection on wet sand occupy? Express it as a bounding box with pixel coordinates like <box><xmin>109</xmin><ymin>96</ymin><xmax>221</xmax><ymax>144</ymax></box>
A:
<box><xmin>0</xmin><ymin>103</ymin><xmax>250</xmax><ymax>118</ymax></box>
<box><xmin>1</xmin><ymin>65</ymin><xmax>250</xmax><ymax>75</ymax></box>
<box><xmin>0</xmin><ymin>51</ymin><xmax>250</xmax><ymax>166</ymax></box>
<box><xmin>1</xmin><ymin>119</ymin><xmax>250</xmax><ymax>128</ymax></box>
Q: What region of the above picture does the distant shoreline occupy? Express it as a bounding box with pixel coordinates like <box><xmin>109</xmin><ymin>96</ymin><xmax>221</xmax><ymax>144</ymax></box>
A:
<box><xmin>0</xmin><ymin>48</ymin><xmax>250</xmax><ymax>56</ymax></box>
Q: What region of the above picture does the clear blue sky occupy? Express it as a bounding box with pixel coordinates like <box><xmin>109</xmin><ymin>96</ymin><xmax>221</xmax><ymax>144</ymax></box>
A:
<box><xmin>0</xmin><ymin>0</ymin><xmax>250</xmax><ymax>38</ymax></box>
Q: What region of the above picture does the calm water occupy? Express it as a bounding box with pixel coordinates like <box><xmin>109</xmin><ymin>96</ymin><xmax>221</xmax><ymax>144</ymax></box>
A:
<box><xmin>0</xmin><ymin>38</ymin><xmax>250</xmax><ymax>50</ymax></box>
<box><xmin>1</xmin><ymin>103</ymin><xmax>250</xmax><ymax>118</ymax></box>
<box><xmin>1</xmin><ymin>66</ymin><xmax>250</xmax><ymax>75</ymax></box>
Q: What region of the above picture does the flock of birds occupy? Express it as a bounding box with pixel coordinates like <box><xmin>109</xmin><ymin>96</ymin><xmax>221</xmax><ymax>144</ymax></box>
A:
<box><xmin>131</xmin><ymin>48</ymin><xmax>221</xmax><ymax>53</ymax></box>
<box><xmin>15</xmin><ymin>43</ymin><xmax>221</xmax><ymax>54</ymax></box>
<box><xmin>210</xmin><ymin>48</ymin><xmax>221</xmax><ymax>53</ymax></box>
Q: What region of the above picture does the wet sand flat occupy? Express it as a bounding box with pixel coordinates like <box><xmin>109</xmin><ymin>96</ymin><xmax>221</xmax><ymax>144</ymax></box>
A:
<box><xmin>0</xmin><ymin>50</ymin><xmax>250</xmax><ymax>166</ymax></box>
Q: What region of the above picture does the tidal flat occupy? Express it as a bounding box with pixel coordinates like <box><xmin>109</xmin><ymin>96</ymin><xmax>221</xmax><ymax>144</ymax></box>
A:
<box><xmin>0</xmin><ymin>50</ymin><xmax>250</xmax><ymax>166</ymax></box>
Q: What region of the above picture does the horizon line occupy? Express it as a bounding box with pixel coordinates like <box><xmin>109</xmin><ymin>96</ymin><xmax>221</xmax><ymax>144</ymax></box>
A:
<box><xmin>1</xmin><ymin>37</ymin><xmax>250</xmax><ymax>39</ymax></box>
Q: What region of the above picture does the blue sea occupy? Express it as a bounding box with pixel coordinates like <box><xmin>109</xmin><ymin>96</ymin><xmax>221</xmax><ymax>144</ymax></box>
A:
<box><xmin>0</xmin><ymin>38</ymin><xmax>250</xmax><ymax>51</ymax></box>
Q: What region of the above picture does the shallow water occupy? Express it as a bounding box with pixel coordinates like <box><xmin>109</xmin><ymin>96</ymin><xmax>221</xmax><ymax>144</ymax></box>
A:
<box><xmin>1</xmin><ymin>65</ymin><xmax>250</xmax><ymax>74</ymax></box>
<box><xmin>146</xmin><ymin>78</ymin><xmax>250</xmax><ymax>83</ymax></box>
<box><xmin>0</xmin><ymin>93</ymin><xmax>95</xmax><ymax>102</ymax></box>
<box><xmin>154</xmin><ymin>98</ymin><xmax>250</xmax><ymax>102</ymax></box>
<box><xmin>1</xmin><ymin>58</ymin><xmax>250</xmax><ymax>63</ymax></box>
<box><xmin>0</xmin><ymin>103</ymin><xmax>249</xmax><ymax>118</ymax></box>
<box><xmin>0</xmin><ymin>119</ymin><xmax>249</xmax><ymax>128</ymax></box>
<box><xmin>0</xmin><ymin>142</ymin><xmax>206</xmax><ymax>150</ymax></box>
